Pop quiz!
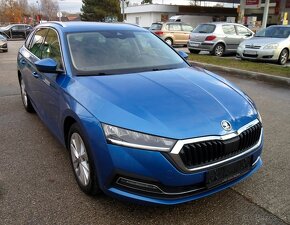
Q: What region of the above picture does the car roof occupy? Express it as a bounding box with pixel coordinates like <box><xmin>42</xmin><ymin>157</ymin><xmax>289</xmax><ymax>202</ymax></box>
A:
<box><xmin>36</xmin><ymin>21</ymin><xmax>147</xmax><ymax>33</ymax></box>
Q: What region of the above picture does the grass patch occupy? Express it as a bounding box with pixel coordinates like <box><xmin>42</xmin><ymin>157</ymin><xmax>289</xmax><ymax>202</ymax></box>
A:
<box><xmin>188</xmin><ymin>54</ymin><xmax>290</xmax><ymax>78</ymax></box>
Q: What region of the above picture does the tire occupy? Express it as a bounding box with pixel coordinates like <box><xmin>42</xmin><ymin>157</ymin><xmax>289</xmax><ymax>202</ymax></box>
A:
<box><xmin>19</xmin><ymin>75</ymin><xmax>34</xmax><ymax>113</ymax></box>
<box><xmin>212</xmin><ymin>43</ymin><xmax>225</xmax><ymax>57</ymax></box>
<box><xmin>68</xmin><ymin>123</ymin><xmax>100</xmax><ymax>195</ymax></box>
<box><xmin>189</xmin><ymin>49</ymin><xmax>200</xmax><ymax>54</ymax></box>
<box><xmin>165</xmin><ymin>38</ymin><xmax>173</xmax><ymax>46</ymax></box>
<box><xmin>278</xmin><ymin>48</ymin><xmax>289</xmax><ymax>65</ymax></box>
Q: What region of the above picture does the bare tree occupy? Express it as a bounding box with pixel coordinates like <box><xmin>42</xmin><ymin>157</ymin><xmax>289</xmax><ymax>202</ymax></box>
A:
<box><xmin>40</xmin><ymin>0</ymin><xmax>59</xmax><ymax>21</ymax></box>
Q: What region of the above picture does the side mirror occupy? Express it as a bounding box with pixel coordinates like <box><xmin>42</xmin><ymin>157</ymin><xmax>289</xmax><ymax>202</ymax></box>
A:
<box><xmin>178</xmin><ymin>51</ymin><xmax>189</xmax><ymax>60</ymax></box>
<box><xmin>245</xmin><ymin>33</ymin><xmax>253</xmax><ymax>37</ymax></box>
<box><xmin>35</xmin><ymin>58</ymin><xmax>58</xmax><ymax>73</ymax></box>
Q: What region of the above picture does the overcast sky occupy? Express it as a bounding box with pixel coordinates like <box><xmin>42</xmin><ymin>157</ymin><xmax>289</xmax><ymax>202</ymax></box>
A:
<box><xmin>53</xmin><ymin>0</ymin><xmax>190</xmax><ymax>13</ymax></box>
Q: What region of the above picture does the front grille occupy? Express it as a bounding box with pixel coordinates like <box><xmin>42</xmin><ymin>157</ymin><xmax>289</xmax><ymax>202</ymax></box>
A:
<box><xmin>245</xmin><ymin>45</ymin><xmax>261</xmax><ymax>49</ymax></box>
<box><xmin>179</xmin><ymin>123</ymin><xmax>262</xmax><ymax>168</ymax></box>
<box><xmin>243</xmin><ymin>53</ymin><xmax>258</xmax><ymax>58</ymax></box>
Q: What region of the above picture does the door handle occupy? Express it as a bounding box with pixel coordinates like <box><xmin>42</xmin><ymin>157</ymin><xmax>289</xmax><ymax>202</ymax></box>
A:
<box><xmin>32</xmin><ymin>72</ymin><xmax>39</xmax><ymax>78</ymax></box>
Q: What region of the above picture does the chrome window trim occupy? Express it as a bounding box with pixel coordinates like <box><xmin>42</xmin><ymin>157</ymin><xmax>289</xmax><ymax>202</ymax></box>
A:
<box><xmin>168</xmin><ymin>119</ymin><xmax>263</xmax><ymax>173</ymax></box>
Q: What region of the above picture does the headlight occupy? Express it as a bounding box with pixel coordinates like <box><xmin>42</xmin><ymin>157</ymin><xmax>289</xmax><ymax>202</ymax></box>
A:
<box><xmin>263</xmin><ymin>43</ymin><xmax>278</xmax><ymax>49</ymax></box>
<box><xmin>102</xmin><ymin>124</ymin><xmax>176</xmax><ymax>152</ymax></box>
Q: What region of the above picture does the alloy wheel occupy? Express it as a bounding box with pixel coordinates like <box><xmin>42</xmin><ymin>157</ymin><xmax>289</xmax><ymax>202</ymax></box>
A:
<box><xmin>70</xmin><ymin>132</ymin><xmax>91</xmax><ymax>186</ymax></box>
<box><xmin>20</xmin><ymin>78</ymin><xmax>28</xmax><ymax>107</ymax></box>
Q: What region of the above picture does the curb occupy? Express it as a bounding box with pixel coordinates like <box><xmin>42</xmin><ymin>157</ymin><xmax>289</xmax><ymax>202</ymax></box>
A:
<box><xmin>188</xmin><ymin>60</ymin><xmax>290</xmax><ymax>87</ymax></box>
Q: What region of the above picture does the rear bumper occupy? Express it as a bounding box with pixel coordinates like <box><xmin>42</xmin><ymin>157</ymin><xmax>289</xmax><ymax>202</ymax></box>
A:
<box><xmin>187</xmin><ymin>41</ymin><xmax>215</xmax><ymax>51</ymax></box>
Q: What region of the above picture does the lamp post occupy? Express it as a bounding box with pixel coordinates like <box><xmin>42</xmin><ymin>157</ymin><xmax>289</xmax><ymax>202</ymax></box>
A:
<box><xmin>121</xmin><ymin>0</ymin><xmax>125</xmax><ymax>22</ymax></box>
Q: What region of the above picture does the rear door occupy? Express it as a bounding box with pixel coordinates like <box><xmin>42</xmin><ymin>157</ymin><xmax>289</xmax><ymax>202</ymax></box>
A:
<box><xmin>222</xmin><ymin>24</ymin><xmax>240</xmax><ymax>51</ymax></box>
<box><xmin>21</xmin><ymin>28</ymin><xmax>49</xmax><ymax>112</ymax></box>
<box><xmin>167</xmin><ymin>23</ymin><xmax>183</xmax><ymax>44</ymax></box>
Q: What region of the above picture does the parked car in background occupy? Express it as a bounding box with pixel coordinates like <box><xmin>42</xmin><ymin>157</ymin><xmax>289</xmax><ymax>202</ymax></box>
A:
<box><xmin>18</xmin><ymin>22</ymin><xmax>263</xmax><ymax>205</ymax></box>
<box><xmin>0</xmin><ymin>24</ymin><xmax>33</xmax><ymax>39</ymax></box>
<box><xmin>150</xmin><ymin>22</ymin><xmax>193</xmax><ymax>46</ymax></box>
<box><xmin>188</xmin><ymin>22</ymin><xmax>254</xmax><ymax>56</ymax></box>
<box><xmin>237</xmin><ymin>25</ymin><xmax>290</xmax><ymax>65</ymax></box>
<box><xmin>0</xmin><ymin>34</ymin><xmax>8</xmax><ymax>52</ymax></box>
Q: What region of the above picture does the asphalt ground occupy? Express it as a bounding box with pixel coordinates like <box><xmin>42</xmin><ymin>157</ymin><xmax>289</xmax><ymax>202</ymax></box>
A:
<box><xmin>0</xmin><ymin>41</ymin><xmax>289</xmax><ymax>225</ymax></box>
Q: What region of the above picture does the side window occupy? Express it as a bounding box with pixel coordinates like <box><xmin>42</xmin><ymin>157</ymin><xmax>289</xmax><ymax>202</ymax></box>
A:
<box><xmin>25</xmin><ymin>31</ymin><xmax>34</xmax><ymax>48</ymax></box>
<box><xmin>168</xmin><ymin>24</ymin><xmax>182</xmax><ymax>31</ymax></box>
<box><xmin>182</xmin><ymin>25</ymin><xmax>193</xmax><ymax>32</ymax></box>
<box><xmin>236</xmin><ymin>26</ymin><xmax>251</xmax><ymax>36</ymax></box>
<box><xmin>222</xmin><ymin>25</ymin><xmax>237</xmax><ymax>35</ymax></box>
<box><xmin>29</xmin><ymin>28</ymin><xmax>48</xmax><ymax>59</ymax></box>
<box><xmin>42</xmin><ymin>29</ymin><xmax>63</xmax><ymax>69</ymax></box>
<box><xmin>11</xmin><ymin>26</ymin><xmax>20</xmax><ymax>31</ymax></box>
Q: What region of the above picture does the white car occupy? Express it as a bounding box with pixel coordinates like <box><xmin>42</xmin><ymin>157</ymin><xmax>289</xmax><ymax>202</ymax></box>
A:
<box><xmin>237</xmin><ymin>25</ymin><xmax>290</xmax><ymax>65</ymax></box>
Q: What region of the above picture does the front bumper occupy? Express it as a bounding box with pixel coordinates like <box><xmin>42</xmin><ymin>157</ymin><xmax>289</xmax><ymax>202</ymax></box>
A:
<box><xmin>237</xmin><ymin>47</ymin><xmax>279</xmax><ymax>61</ymax></box>
<box><xmin>98</xmin><ymin>129</ymin><xmax>263</xmax><ymax>205</ymax></box>
<box><xmin>0</xmin><ymin>42</ymin><xmax>8</xmax><ymax>50</ymax></box>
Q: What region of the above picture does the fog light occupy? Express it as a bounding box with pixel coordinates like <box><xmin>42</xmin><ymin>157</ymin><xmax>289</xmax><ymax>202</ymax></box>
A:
<box><xmin>116</xmin><ymin>177</ymin><xmax>163</xmax><ymax>194</ymax></box>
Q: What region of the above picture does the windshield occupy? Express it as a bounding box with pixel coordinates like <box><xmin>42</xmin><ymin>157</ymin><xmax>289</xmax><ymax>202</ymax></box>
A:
<box><xmin>255</xmin><ymin>26</ymin><xmax>290</xmax><ymax>38</ymax></box>
<box><xmin>192</xmin><ymin>24</ymin><xmax>216</xmax><ymax>34</ymax></box>
<box><xmin>67</xmin><ymin>30</ymin><xmax>188</xmax><ymax>75</ymax></box>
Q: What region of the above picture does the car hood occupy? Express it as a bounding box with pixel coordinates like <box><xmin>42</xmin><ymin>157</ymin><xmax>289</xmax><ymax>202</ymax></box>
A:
<box><xmin>242</xmin><ymin>37</ymin><xmax>286</xmax><ymax>46</ymax></box>
<box><xmin>67</xmin><ymin>67</ymin><xmax>257</xmax><ymax>139</ymax></box>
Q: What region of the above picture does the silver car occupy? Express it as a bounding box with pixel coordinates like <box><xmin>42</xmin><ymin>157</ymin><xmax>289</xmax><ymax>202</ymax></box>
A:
<box><xmin>237</xmin><ymin>25</ymin><xmax>290</xmax><ymax>65</ymax></box>
<box><xmin>188</xmin><ymin>22</ymin><xmax>254</xmax><ymax>56</ymax></box>
<box><xmin>0</xmin><ymin>34</ymin><xmax>8</xmax><ymax>52</ymax></box>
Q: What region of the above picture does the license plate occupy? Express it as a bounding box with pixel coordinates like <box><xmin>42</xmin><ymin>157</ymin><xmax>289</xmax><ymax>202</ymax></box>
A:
<box><xmin>206</xmin><ymin>156</ymin><xmax>252</xmax><ymax>188</ymax></box>
<box><xmin>190</xmin><ymin>42</ymin><xmax>199</xmax><ymax>47</ymax></box>
<box><xmin>244</xmin><ymin>50</ymin><xmax>257</xmax><ymax>55</ymax></box>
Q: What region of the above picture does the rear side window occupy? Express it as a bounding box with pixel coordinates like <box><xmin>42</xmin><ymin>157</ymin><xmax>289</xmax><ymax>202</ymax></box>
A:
<box><xmin>182</xmin><ymin>24</ymin><xmax>193</xmax><ymax>32</ymax></box>
<box><xmin>192</xmin><ymin>24</ymin><xmax>215</xmax><ymax>33</ymax></box>
<box><xmin>150</xmin><ymin>23</ymin><xmax>162</xmax><ymax>30</ymax></box>
<box><xmin>29</xmin><ymin>28</ymin><xmax>48</xmax><ymax>59</ymax></box>
<box><xmin>222</xmin><ymin>25</ymin><xmax>237</xmax><ymax>35</ymax></box>
<box><xmin>167</xmin><ymin>24</ymin><xmax>182</xmax><ymax>31</ymax></box>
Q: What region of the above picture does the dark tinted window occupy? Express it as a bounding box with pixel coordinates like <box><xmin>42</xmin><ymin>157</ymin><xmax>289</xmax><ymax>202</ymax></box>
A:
<box><xmin>222</xmin><ymin>25</ymin><xmax>237</xmax><ymax>35</ymax></box>
<box><xmin>255</xmin><ymin>26</ymin><xmax>290</xmax><ymax>38</ymax></box>
<box><xmin>182</xmin><ymin>24</ymin><xmax>193</xmax><ymax>32</ymax></box>
<box><xmin>41</xmin><ymin>29</ymin><xmax>63</xmax><ymax>69</ymax></box>
<box><xmin>150</xmin><ymin>23</ymin><xmax>163</xmax><ymax>30</ymax></box>
<box><xmin>29</xmin><ymin>28</ymin><xmax>48</xmax><ymax>58</ymax></box>
<box><xmin>67</xmin><ymin>30</ymin><xmax>187</xmax><ymax>74</ymax></box>
<box><xmin>192</xmin><ymin>24</ymin><xmax>215</xmax><ymax>33</ymax></box>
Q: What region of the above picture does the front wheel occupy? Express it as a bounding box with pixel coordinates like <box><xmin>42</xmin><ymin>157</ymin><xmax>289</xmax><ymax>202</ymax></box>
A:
<box><xmin>68</xmin><ymin>123</ymin><xmax>100</xmax><ymax>195</ymax></box>
<box><xmin>19</xmin><ymin>76</ymin><xmax>34</xmax><ymax>113</ymax></box>
<box><xmin>278</xmin><ymin>48</ymin><xmax>289</xmax><ymax>65</ymax></box>
<box><xmin>212</xmin><ymin>43</ymin><xmax>225</xmax><ymax>57</ymax></box>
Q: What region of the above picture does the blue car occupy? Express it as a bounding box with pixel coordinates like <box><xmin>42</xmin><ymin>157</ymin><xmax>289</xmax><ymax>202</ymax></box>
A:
<box><xmin>17</xmin><ymin>22</ymin><xmax>263</xmax><ymax>205</ymax></box>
